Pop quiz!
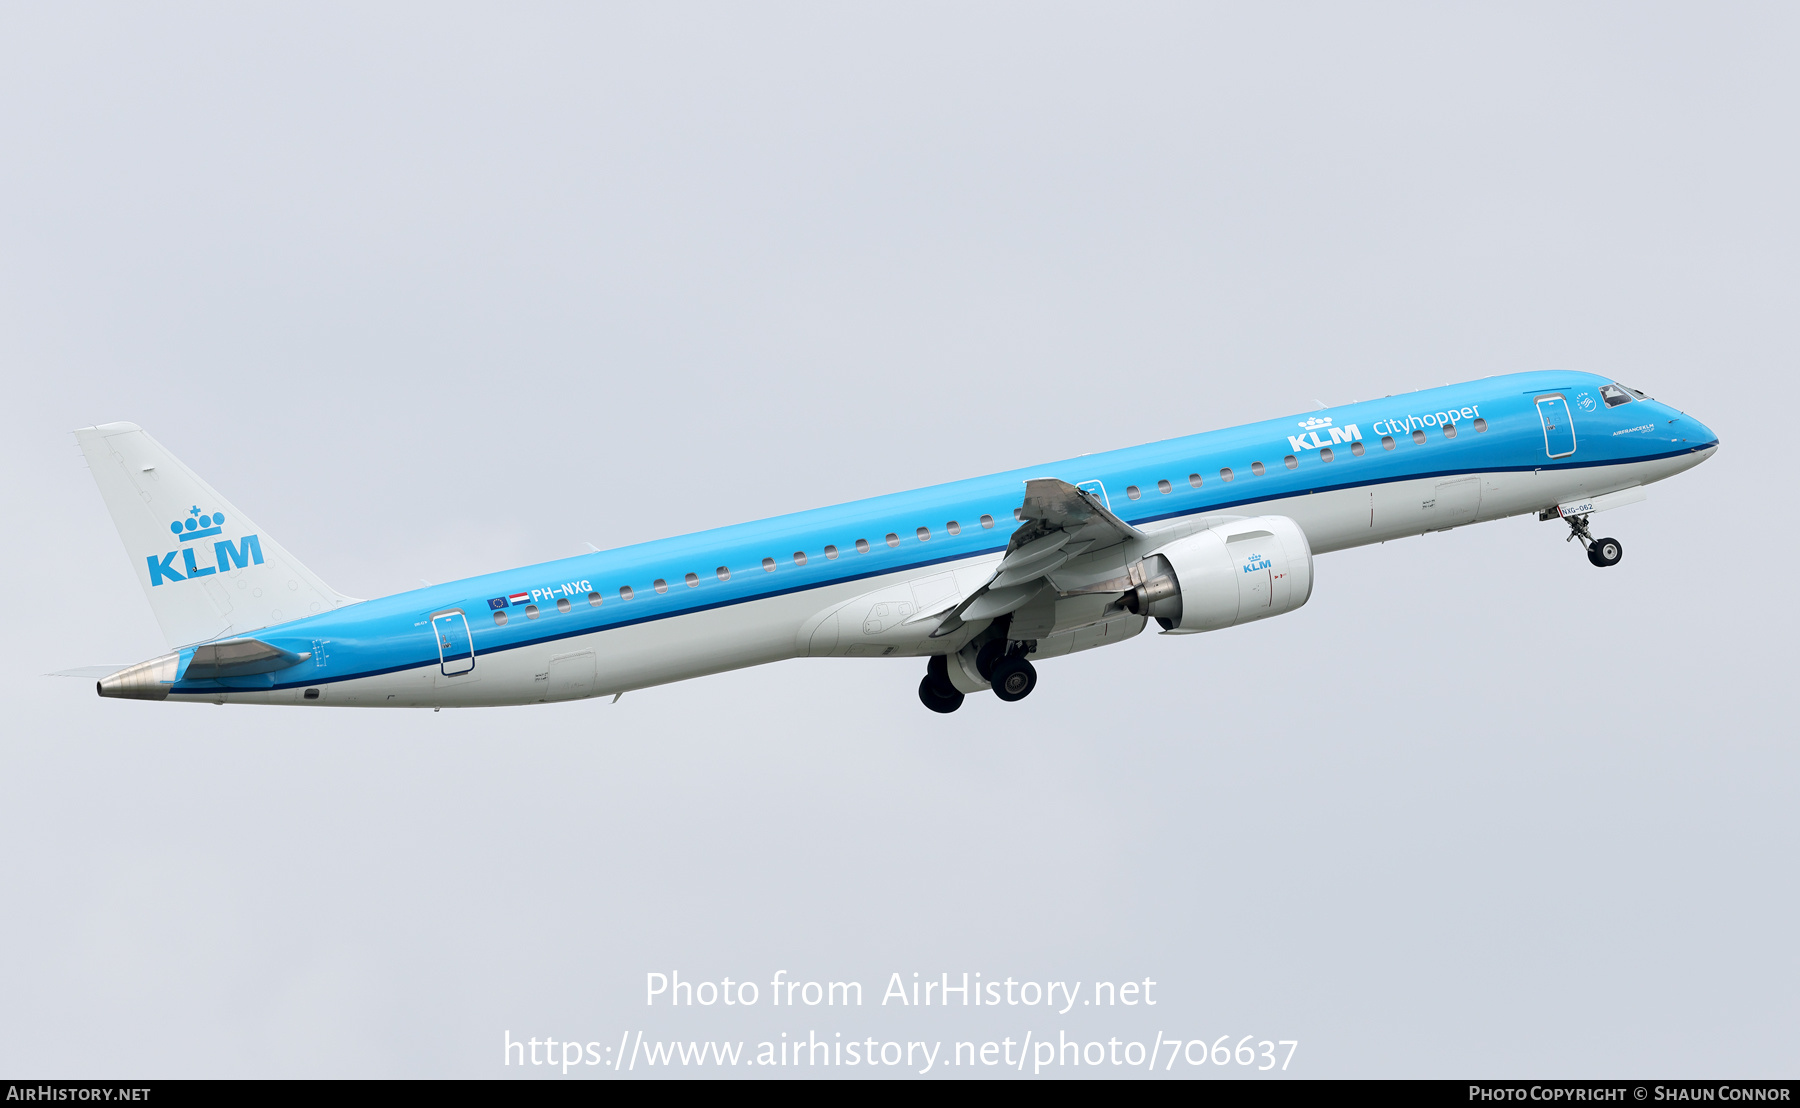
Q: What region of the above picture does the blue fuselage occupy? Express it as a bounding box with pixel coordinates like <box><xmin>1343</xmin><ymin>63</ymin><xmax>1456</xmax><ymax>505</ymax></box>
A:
<box><xmin>166</xmin><ymin>371</ymin><xmax>1717</xmax><ymax>701</ymax></box>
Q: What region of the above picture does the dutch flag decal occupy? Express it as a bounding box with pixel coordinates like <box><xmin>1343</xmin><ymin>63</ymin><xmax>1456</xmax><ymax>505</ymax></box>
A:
<box><xmin>508</xmin><ymin>592</ymin><xmax>530</xmax><ymax>606</ymax></box>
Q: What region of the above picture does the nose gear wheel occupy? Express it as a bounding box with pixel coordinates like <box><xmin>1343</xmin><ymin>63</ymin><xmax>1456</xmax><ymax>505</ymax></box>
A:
<box><xmin>1564</xmin><ymin>512</ymin><xmax>1624</xmax><ymax>569</ymax></box>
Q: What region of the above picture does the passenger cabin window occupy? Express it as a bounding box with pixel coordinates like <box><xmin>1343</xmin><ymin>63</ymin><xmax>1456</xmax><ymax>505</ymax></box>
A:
<box><xmin>762</xmin><ymin>557</ymin><xmax>776</xmax><ymax>572</ymax></box>
<box><xmin>684</xmin><ymin>573</ymin><xmax>699</xmax><ymax>588</ymax></box>
<box><xmin>980</xmin><ymin>515</ymin><xmax>994</xmax><ymax>528</ymax></box>
<box><xmin>526</xmin><ymin>604</ymin><xmax>540</xmax><ymax>618</ymax></box>
<box><xmin>1189</xmin><ymin>473</ymin><xmax>1202</xmax><ymax>488</ymax></box>
<box><xmin>556</xmin><ymin>597</ymin><xmax>571</xmax><ymax>614</ymax></box>
<box><xmin>1251</xmin><ymin>461</ymin><xmax>1266</xmax><ymax>476</ymax></box>
<box><xmin>588</xmin><ymin>591</ymin><xmax>602</xmax><ymax>607</ymax></box>
<box><xmin>1014</xmin><ymin>508</ymin><xmax>1023</xmax><ymax>520</ymax></box>
<box><xmin>1443</xmin><ymin>423</ymin><xmax>1457</xmax><ymax>439</ymax></box>
<box><xmin>1474</xmin><ymin>418</ymin><xmax>1488</xmax><ymax>433</ymax></box>
<box><xmin>620</xmin><ymin>585</ymin><xmax>635</xmax><ymax>601</ymax></box>
<box><xmin>1411</xmin><ymin>429</ymin><xmax>1427</xmax><ymax>445</ymax></box>
<box><xmin>653</xmin><ymin>579</ymin><xmax>668</xmax><ymax>594</ymax></box>
<box><xmin>916</xmin><ymin>527</ymin><xmax>930</xmax><ymax>541</ymax></box>
<box><xmin>1158</xmin><ymin>479</ymin><xmax>1172</xmax><ymax>494</ymax></box>
<box><xmin>493</xmin><ymin>610</ymin><xmax>507</xmax><ymax>626</ymax></box>
<box><xmin>1381</xmin><ymin>436</ymin><xmax>1395</xmax><ymax>450</ymax></box>
<box><xmin>947</xmin><ymin>521</ymin><xmax>961</xmax><ymax>535</ymax></box>
<box><xmin>1601</xmin><ymin>384</ymin><xmax>1633</xmax><ymax>407</ymax></box>
<box><xmin>1351</xmin><ymin>441</ymin><xmax>1365</xmax><ymax>456</ymax></box>
<box><xmin>824</xmin><ymin>545</ymin><xmax>839</xmax><ymax>559</ymax></box>
<box><xmin>1127</xmin><ymin>485</ymin><xmax>1141</xmax><ymax>500</ymax></box>
<box><xmin>855</xmin><ymin>538</ymin><xmax>870</xmax><ymax>554</ymax></box>
<box><xmin>794</xmin><ymin>551</ymin><xmax>808</xmax><ymax>566</ymax></box>
<box><xmin>1283</xmin><ymin>455</ymin><xmax>1297</xmax><ymax>469</ymax></box>
<box><xmin>1219</xmin><ymin>467</ymin><xmax>1234</xmax><ymax>482</ymax></box>
<box><xmin>715</xmin><ymin>566</ymin><xmax>730</xmax><ymax>581</ymax></box>
<box><xmin>885</xmin><ymin>533</ymin><xmax>899</xmax><ymax>547</ymax></box>
<box><xmin>1319</xmin><ymin>447</ymin><xmax>1334</xmax><ymax>463</ymax></box>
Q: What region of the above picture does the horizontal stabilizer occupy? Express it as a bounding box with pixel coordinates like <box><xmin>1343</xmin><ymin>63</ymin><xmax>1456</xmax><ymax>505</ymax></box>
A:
<box><xmin>182</xmin><ymin>637</ymin><xmax>311</xmax><ymax>680</ymax></box>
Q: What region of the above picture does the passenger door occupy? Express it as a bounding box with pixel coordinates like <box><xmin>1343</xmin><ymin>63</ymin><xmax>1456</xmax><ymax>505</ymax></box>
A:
<box><xmin>1536</xmin><ymin>394</ymin><xmax>1577</xmax><ymax>459</ymax></box>
<box><xmin>430</xmin><ymin>609</ymin><xmax>475</xmax><ymax>676</ymax></box>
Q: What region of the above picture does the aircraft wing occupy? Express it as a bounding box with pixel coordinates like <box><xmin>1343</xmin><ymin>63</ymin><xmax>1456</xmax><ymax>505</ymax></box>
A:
<box><xmin>931</xmin><ymin>478</ymin><xmax>1144</xmax><ymax>637</ymax></box>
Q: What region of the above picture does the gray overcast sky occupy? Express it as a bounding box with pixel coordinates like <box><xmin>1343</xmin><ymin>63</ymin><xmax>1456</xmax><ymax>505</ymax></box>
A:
<box><xmin>1</xmin><ymin>1</ymin><xmax>1795</xmax><ymax>1078</ymax></box>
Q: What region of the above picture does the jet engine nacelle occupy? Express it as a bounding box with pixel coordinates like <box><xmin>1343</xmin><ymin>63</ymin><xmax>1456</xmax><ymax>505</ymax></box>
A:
<box><xmin>1124</xmin><ymin>515</ymin><xmax>1314</xmax><ymax>634</ymax></box>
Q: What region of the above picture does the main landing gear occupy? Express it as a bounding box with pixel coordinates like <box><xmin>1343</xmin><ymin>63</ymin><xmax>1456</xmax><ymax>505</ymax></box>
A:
<box><xmin>917</xmin><ymin>640</ymin><xmax>1040</xmax><ymax>713</ymax></box>
<box><xmin>1564</xmin><ymin>513</ymin><xmax>1623</xmax><ymax>568</ymax></box>
<box><xmin>977</xmin><ymin>638</ymin><xmax>1038</xmax><ymax>702</ymax></box>
<box><xmin>918</xmin><ymin>655</ymin><xmax>964</xmax><ymax>715</ymax></box>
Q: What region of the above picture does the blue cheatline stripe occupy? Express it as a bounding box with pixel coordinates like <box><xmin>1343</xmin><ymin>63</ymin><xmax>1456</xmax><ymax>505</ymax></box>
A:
<box><xmin>169</xmin><ymin>441</ymin><xmax>1714</xmax><ymax>697</ymax></box>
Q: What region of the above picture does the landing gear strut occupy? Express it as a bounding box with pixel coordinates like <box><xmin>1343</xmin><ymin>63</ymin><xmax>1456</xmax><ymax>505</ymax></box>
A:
<box><xmin>1565</xmin><ymin>513</ymin><xmax>1623</xmax><ymax>568</ymax></box>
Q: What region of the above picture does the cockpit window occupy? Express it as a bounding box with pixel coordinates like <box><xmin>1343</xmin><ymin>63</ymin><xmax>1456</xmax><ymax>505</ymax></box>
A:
<box><xmin>1601</xmin><ymin>383</ymin><xmax>1634</xmax><ymax>407</ymax></box>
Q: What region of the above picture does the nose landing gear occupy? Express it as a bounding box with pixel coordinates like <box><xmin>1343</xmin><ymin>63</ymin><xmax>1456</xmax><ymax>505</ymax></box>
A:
<box><xmin>1588</xmin><ymin>536</ymin><xmax>1623</xmax><ymax>567</ymax></box>
<box><xmin>1564</xmin><ymin>513</ymin><xmax>1623</xmax><ymax>568</ymax></box>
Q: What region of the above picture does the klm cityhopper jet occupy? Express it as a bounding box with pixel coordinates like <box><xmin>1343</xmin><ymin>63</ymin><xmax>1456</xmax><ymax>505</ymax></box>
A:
<box><xmin>72</xmin><ymin>372</ymin><xmax>1716</xmax><ymax>713</ymax></box>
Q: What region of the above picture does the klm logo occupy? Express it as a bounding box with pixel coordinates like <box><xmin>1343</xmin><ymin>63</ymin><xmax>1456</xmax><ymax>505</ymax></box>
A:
<box><xmin>145</xmin><ymin>506</ymin><xmax>263</xmax><ymax>586</ymax></box>
<box><xmin>1241</xmin><ymin>552</ymin><xmax>1273</xmax><ymax>573</ymax></box>
<box><xmin>1287</xmin><ymin>416</ymin><xmax>1362</xmax><ymax>452</ymax></box>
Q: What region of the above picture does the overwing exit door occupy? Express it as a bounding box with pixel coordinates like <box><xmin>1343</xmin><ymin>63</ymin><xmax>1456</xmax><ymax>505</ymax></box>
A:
<box><xmin>1536</xmin><ymin>394</ymin><xmax>1576</xmax><ymax>459</ymax></box>
<box><xmin>431</xmin><ymin>609</ymin><xmax>475</xmax><ymax>676</ymax></box>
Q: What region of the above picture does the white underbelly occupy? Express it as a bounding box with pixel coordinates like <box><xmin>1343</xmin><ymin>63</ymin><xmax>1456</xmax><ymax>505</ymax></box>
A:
<box><xmin>216</xmin><ymin>453</ymin><xmax>1700</xmax><ymax>708</ymax></box>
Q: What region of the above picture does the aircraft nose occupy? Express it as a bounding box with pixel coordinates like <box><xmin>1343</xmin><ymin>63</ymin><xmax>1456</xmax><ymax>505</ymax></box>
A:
<box><xmin>1685</xmin><ymin>415</ymin><xmax>1720</xmax><ymax>452</ymax></box>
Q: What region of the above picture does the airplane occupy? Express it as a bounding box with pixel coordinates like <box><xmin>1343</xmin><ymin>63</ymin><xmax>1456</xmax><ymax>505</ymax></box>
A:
<box><xmin>69</xmin><ymin>371</ymin><xmax>1716</xmax><ymax>713</ymax></box>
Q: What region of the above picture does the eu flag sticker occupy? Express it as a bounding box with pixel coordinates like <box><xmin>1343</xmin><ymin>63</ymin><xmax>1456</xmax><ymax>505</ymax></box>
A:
<box><xmin>488</xmin><ymin>597</ymin><xmax>509</xmax><ymax>610</ymax></box>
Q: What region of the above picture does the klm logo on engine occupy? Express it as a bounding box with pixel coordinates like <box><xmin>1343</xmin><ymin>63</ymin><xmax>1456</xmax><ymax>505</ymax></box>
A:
<box><xmin>1241</xmin><ymin>552</ymin><xmax>1273</xmax><ymax>573</ymax></box>
<box><xmin>1287</xmin><ymin>416</ymin><xmax>1361</xmax><ymax>453</ymax></box>
<box><xmin>145</xmin><ymin>506</ymin><xmax>264</xmax><ymax>586</ymax></box>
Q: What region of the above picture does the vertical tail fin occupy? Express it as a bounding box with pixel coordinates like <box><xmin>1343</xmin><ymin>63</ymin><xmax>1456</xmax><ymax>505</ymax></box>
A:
<box><xmin>74</xmin><ymin>422</ymin><xmax>360</xmax><ymax>649</ymax></box>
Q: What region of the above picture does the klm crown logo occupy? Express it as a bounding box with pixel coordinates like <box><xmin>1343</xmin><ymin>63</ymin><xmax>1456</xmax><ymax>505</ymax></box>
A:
<box><xmin>146</xmin><ymin>505</ymin><xmax>264</xmax><ymax>587</ymax></box>
<box><xmin>171</xmin><ymin>505</ymin><xmax>224</xmax><ymax>542</ymax></box>
<box><xmin>1287</xmin><ymin>416</ymin><xmax>1362</xmax><ymax>452</ymax></box>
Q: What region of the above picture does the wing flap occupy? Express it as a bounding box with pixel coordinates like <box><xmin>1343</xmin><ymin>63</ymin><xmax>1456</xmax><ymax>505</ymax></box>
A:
<box><xmin>931</xmin><ymin>479</ymin><xmax>1145</xmax><ymax>638</ymax></box>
